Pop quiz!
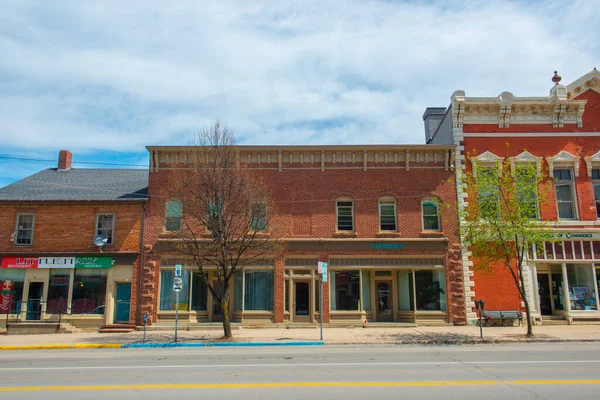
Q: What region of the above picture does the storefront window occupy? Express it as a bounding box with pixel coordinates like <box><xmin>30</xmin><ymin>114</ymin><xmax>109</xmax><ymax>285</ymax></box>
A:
<box><xmin>284</xmin><ymin>280</ymin><xmax>290</xmax><ymax>312</ymax></box>
<box><xmin>330</xmin><ymin>270</ymin><xmax>360</xmax><ymax>311</ymax></box>
<box><xmin>159</xmin><ymin>270</ymin><xmax>190</xmax><ymax>311</ymax></box>
<box><xmin>567</xmin><ymin>264</ymin><xmax>597</xmax><ymax>311</ymax></box>
<box><xmin>244</xmin><ymin>270</ymin><xmax>273</xmax><ymax>311</ymax></box>
<box><xmin>0</xmin><ymin>269</ymin><xmax>25</xmax><ymax>314</ymax></box>
<box><xmin>361</xmin><ymin>270</ymin><xmax>371</xmax><ymax>311</ymax></box>
<box><xmin>72</xmin><ymin>269</ymin><xmax>107</xmax><ymax>314</ymax></box>
<box><xmin>234</xmin><ymin>272</ymin><xmax>243</xmax><ymax>311</ymax></box>
<box><xmin>397</xmin><ymin>270</ymin><xmax>414</xmax><ymax>311</ymax></box>
<box><xmin>191</xmin><ymin>272</ymin><xmax>207</xmax><ymax>311</ymax></box>
<box><xmin>47</xmin><ymin>269</ymin><xmax>70</xmax><ymax>313</ymax></box>
<box><xmin>415</xmin><ymin>270</ymin><xmax>446</xmax><ymax>311</ymax></box>
<box><xmin>315</xmin><ymin>282</ymin><xmax>320</xmax><ymax>313</ymax></box>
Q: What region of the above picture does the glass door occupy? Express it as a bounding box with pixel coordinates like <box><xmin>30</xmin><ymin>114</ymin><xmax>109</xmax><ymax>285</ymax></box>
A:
<box><xmin>537</xmin><ymin>273</ymin><xmax>552</xmax><ymax>315</ymax></box>
<box><xmin>294</xmin><ymin>281</ymin><xmax>310</xmax><ymax>322</ymax></box>
<box><xmin>376</xmin><ymin>281</ymin><xmax>392</xmax><ymax>322</ymax></box>
<box><xmin>211</xmin><ymin>279</ymin><xmax>223</xmax><ymax>322</ymax></box>
<box><xmin>114</xmin><ymin>283</ymin><xmax>131</xmax><ymax>323</ymax></box>
<box><xmin>26</xmin><ymin>282</ymin><xmax>44</xmax><ymax>320</ymax></box>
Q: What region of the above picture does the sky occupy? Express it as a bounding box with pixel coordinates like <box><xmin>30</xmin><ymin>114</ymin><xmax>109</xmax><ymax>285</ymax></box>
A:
<box><xmin>0</xmin><ymin>0</ymin><xmax>598</xmax><ymax>187</ymax></box>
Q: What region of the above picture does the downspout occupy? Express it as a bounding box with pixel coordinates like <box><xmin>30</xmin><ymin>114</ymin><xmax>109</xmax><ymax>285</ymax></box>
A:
<box><xmin>136</xmin><ymin>202</ymin><xmax>146</xmax><ymax>326</ymax></box>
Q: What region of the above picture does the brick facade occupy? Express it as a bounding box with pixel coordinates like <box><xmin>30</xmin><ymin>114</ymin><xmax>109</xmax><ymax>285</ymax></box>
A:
<box><xmin>430</xmin><ymin>69</ymin><xmax>600</xmax><ymax>323</ymax></box>
<box><xmin>142</xmin><ymin>145</ymin><xmax>467</xmax><ymax>325</ymax></box>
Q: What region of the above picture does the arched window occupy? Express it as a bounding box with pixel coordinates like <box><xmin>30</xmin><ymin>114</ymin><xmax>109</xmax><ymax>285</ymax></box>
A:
<box><xmin>422</xmin><ymin>199</ymin><xmax>440</xmax><ymax>231</ymax></box>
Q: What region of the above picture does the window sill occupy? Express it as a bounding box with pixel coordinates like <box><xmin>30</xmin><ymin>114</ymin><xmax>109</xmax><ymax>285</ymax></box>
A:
<box><xmin>10</xmin><ymin>244</ymin><xmax>33</xmax><ymax>248</ymax></box>
<box><xmin>420</xmin><ymin>231</ymin><xmax>444</xmax><ymax>238</ymax></box>
<box><xmin>333</xmin><ymin>232</ymin><xmax>357</xmax><ymax>238</ymax></box>
<box><xmin>247</xmin><ymin>232</ymin><xmax>271</xmax><ymax>238</ymax></box>
<box><xmin>376</xmin><ymin>232</ymin><xmax>401</xmax><ymax>238</ymax></box>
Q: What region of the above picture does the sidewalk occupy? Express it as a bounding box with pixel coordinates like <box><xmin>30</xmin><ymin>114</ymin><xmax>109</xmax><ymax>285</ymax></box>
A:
<box><xmin>1</xmin><ymin>325</ymin><xmax>600</xmax><ymax>349</ymax></box>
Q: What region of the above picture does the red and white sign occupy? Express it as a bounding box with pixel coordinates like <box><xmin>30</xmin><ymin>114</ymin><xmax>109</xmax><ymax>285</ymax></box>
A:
<box><xmin>0</xmin><ymin>280</ymin><xmax>14</xmax><ymax>314</ymax></box>
<box><xmin>1</xmin><ymin>257</ymin><xmax>38</xmax><ymax>269</ymax></box>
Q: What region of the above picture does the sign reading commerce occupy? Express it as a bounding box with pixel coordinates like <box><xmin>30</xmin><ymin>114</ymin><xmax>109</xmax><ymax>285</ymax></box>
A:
<box><xmin>1</xmin><ymin>256</ymin><xmax>113</xmax><ymax>269</ymax></box>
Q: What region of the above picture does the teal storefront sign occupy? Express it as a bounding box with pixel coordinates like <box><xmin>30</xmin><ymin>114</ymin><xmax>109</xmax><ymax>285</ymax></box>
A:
<box><xmin>371</xmin><ymin>243</ymin><xmax>404</xmax><ymax>250</ymax></box>
<box><xmin>74</xmin><ymin>257</ymin><xmax>113</xmax><ymax>269</ymax></box>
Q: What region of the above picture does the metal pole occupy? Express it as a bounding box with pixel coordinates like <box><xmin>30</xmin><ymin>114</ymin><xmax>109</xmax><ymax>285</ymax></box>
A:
<box><xmin>319</xmin><ymin>279</ymin><xmax>323</xmax><ymax>341</ymax></box>
<box><xmin>143</xmin><ymin>314</ymin><xmax>147</xmax><ymax>344</ymax></box>
<box><xmin>175</xmin><ymin>290</ymin><xmax>179</xmax><ymax>343</ymax></box>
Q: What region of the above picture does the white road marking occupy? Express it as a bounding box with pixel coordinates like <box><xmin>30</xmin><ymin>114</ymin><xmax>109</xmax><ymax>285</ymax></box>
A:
<box><xmin>1</xmin><ymin>359</ymin><xmax>600</xmax><ymax>371</ymax></box>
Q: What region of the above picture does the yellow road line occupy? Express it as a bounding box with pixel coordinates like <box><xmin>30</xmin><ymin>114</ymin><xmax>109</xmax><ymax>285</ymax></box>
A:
<box><xmin>0</xmin><ymin>344</ymin><xmax>122</xmax><ymax>351</ymax></box>
<box><xmin>1</xmin><ymin>380</ymin><xmax>599</xmax><ymax>392</ymax></box>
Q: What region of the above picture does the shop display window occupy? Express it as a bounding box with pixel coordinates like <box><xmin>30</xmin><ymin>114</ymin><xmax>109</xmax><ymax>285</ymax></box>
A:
<box><xmin>361</xmin><ymin>270</ymin><xmax>371</xmax><ymax>312</ymax></box>
<box><xmin>330</xmin><ymin>270</ymin><xmax>360</xmax><ymax>311</ymax></box>
<box><xmin>72</xmin><ymin>269</ymin><xmax>107</xmax><ymax>314</ymax></box>
<box><xmin>567</xmin><ymin>264</ymin><xmax>598</xmax><ymax>311</ymax></box>
<box><xmin>244</xmin><ymin>270</ymin><xmax>273</xmax><ymax>311</ymax></box>
<box><xmin>234</xmin><ymin>272</ymin><xmax>243</xmax><ymax>311</ymax></box>
<box><xmin>0</xmin><ymin>269</ymin><xmax>25</xmax><ymax>313</ymax></box>
<box><xmin>191</xmin><ymin>272</ymin><xmax>207</xmax><ymax>311</ymax></box>
<box><xmin>415</xmin><ymin>270</ymin><xmax>446</xmax><ymax>311</ymax></box>
<box><xmin>397</xmin><ymin>270</ymin><xmax>414</xmax><ymax>311</ymax></box>
<box><xmin>47</xmin><ymin>269</ymin><xmax>70</xmax><ymax>313</ymax></box>
<box><xmin>159</xmin><ymin>270</ymin><xmax>190</xmax><ymax>311</ymax></box>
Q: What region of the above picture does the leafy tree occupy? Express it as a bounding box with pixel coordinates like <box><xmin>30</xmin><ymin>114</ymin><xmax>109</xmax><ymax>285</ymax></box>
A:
<box><xmin>457</xmin><ymin>151</ymin><xmax>555</xmax><ymax>336</ymax></box>
<box><xmin>167</xmin><ymin>120</ymin><xmax>281</xmax><ymax>338</ymax></box>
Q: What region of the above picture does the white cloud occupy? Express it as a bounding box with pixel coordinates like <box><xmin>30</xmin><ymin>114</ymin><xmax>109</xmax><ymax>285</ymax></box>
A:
<box><xmin>0</xmin><ymin>0</ymin><xmax>598</xmax><ymax>184</ymax></box>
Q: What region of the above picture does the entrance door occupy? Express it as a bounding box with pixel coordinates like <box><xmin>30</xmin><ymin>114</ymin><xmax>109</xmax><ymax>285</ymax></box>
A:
<box><xmin>114</xmin><ymin>283</ymin><xmax>131</xmax><ymax>323</ymax></box>
<box><xmin>537</xmin><ymin>273</ymin><xmax>552</xmax><ymax>316</ymax></box>
<box><xmin>26</xmin><ymin>282</ymin><xmax>44</xmax><ymax>321</ymax></box>
<box><xmin>376</xmin><ymin>281</ymin><xmax>393</xmax><ymax>322</ymax></box>
<box><xmin>211</xmin><ymin>280</ymin><xmax>223</xmax><ymax>322</ymax></box>
<box><xmin>294</xmin><ymin>281</ymin><xmax>310</xmax><ymax>322</ymax></box>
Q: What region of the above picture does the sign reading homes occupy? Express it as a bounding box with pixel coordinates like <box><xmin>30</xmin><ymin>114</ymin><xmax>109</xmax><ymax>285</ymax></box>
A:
<box><xmin>371</xmin><ymin>243</ymin><xmax>404</xmax><ymax>250</ymax></box>
<box><xmin>1</xmin><ymin>256</ymin><xmax>113</xmax><ymax>269</ymax></box>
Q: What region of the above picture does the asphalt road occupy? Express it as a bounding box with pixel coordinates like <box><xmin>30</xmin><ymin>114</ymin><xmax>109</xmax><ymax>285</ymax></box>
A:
<box><xmin>1</xmin><ymin>343</ymin><xmax>599</xmax><ymax>399</ymax></box>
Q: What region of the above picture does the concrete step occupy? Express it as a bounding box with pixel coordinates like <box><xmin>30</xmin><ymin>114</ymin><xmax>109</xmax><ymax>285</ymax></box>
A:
<box><xmin>99</xmin><ymin>324</ymin><xmax>137</xmax><ymax>333</ymax></box>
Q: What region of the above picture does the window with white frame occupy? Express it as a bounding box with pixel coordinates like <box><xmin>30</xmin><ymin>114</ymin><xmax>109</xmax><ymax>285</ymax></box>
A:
<box><xmin>379</xmin><ymin>198</ymin><xmax>397</xmax><ymax>231</ymax></box>
<box><xmin>14</xmin><ymin>213</ymin><xmax>35</xmax><ymax>245</ymax></box>
<box><xmin>336</xmin><ymin>199</ymin><xmax>354</xmax><ymax>231</ymax></box>
<box><xmin>515</xmin><ymin>165</ymin><xmax>539</xmax><ymax>220</ymax></box>
<box><xmin>477</xmin><ymin>168</ymin><xmax>500</xmax><ymax>220</ymax></box>
<box><xmin>553</xmin><ymin>169</ymin><xmax>577</xmax><ymax>219</ymax></box>
<box><xmin>95</xmin><ymin>213</ymin><xmax>115</xmax><ymax>245</ymax></box>
<box><xmin>422</xmin><ymin>200</ymin><xmax>440</xmax><ymax>231</ymax></box>
<box><xmin>593</xmin><ymin>169</ymin><xmax>600</xmax><ymax>219</ymax></box>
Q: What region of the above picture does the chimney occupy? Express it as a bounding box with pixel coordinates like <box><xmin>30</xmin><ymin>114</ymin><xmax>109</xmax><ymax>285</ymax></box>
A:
<box><xmin>422</xmin><ymin>107</ymin><xmax>447</xmax><ymax>143</ymax></box>
<box><xmin>58</xmin><ymin>150</ymin><xmax>72</xmax><ymax>171</ymax></box>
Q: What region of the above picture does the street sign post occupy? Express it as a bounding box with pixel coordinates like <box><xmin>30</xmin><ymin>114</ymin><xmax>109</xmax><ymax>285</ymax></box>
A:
<box><xmin>317</xmin><ymin>261</ymin><xmax>328</xmax><ymax>340</ymax></box>
<box><xmin>173</xmin><ymin>275</ymin><xmax>183</xmax><ymax>343</ymax></box>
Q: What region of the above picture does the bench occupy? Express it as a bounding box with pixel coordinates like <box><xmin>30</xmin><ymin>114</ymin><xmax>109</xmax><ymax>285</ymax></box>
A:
<box><xmin>482</xmin><ymin>310</ymin><xmax>523</xmax><ymax>326</ymax></box>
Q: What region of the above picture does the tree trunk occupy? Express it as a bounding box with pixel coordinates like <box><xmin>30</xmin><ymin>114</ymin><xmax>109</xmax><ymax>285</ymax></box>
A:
<box><xmin>221</xmin><ymin>284</ymin><xmax>232</xmax><ymax>339</ymax></box>
<box><xmin>518</xmin><ymin>263</ymin><xmax>534</xmax><ymax>337</ymax></box>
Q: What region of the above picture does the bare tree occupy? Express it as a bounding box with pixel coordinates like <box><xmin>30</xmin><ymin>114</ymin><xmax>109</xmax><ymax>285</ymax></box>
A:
<box><xmin>168</xmin><ymin>120</ymin><xmax>281</xmax><ymax>338</ymax></box>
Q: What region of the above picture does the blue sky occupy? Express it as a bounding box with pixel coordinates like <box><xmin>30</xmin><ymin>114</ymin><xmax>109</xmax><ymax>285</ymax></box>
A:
<box><xmin>1</xmin><ymin>0</ymin><xmax>598</xmax><ymax>187</ymax></box>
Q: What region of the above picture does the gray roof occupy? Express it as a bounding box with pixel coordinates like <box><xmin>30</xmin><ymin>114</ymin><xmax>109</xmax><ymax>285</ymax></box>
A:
<box><xmin>0</xmin><ymin>169</ymin><xmax>148</xmax><ymax>201</ymax></box>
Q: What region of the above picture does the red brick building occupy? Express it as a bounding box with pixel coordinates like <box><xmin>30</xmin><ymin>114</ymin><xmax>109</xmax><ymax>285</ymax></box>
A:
<box><xmin>428</xmin><ymin>69</ymin><xmax>600</xmax><ymax>324</ymax></box>
<box><xmin>141</xmin><ymin>145</ymin><xmax>467</xmax><ymax>326</ymax></box>
<box><xmin>0</xmin><ymin>151</ymin><xmax>147</xmax><ymax>330</ymax></box>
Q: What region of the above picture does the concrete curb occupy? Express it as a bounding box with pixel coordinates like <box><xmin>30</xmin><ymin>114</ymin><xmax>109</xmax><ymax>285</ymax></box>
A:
<box><xmin>1</xmin><ymin>338</ymin><xmax>599</xmax><ymax>350</ymax></box>
<box><xmin>0</xmin><ymin>341</ymin><xmax>325</xmax><ymax>351</ymax></box>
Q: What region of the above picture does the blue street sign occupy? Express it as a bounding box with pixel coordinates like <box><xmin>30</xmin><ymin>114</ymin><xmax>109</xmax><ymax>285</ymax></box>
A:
<box><xmin>175</xmin><ymin>264</ymin><xmax>182</xmax><ymax>277</ymax></box>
